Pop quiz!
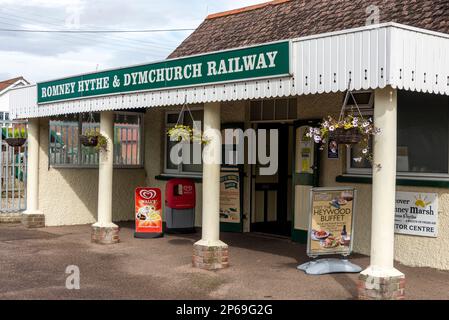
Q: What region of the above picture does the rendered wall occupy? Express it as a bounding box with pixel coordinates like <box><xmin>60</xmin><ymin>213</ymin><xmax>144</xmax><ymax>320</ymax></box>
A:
<box><xmin>38</xmin><ymin>118</ymin><xmax>146</xmax><ymax>227</ymax></box>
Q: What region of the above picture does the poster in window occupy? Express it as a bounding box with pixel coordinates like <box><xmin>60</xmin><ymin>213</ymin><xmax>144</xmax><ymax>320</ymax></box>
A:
<box><xmin>220</xmin><ymin>169</ymin><xmax>241</xmax><ymax>223</ymax></box>
<box><xmin>327</xmin><ymin>140</ymin><xmax>339</xmax><ymax>159</ymax></box>
<box><xmin>308</xmin><ymin>187</ymin><xmax>356</xmax><ymax>257</ymax></box>
<box><xmin>296</xmin><ymin>126</ymin><xmax>315</xmax><ymax>174</ymax></box>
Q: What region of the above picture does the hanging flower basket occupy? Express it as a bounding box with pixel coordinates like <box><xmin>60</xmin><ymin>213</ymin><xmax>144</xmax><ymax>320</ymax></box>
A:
<box><xmin>5</xmin><ymin>137</ymin><xmax>27</xmax><ymax>147</ymax></box>
<box><xmin>306</xmin><ymin>83</ymin><xmax>380</xmax><ymax>163</ymax></box>
<box><xmin>166</xmin><ymin>103</ymin><xmax>210</xmax><ymax>145</ymax></box>
<box><xmin>80</xmin><ymin>129</ymin><xmax>108</xmax><ymax>151</ymax></box>
<box><xmin>330</xmin><ymin>127</ymin><xmax>363</xmax><ymax>145</ymax></box>
<box><xmin>4</xmin><ymin>127</ymin><xmax>27</xmax><ymax>147</ymax></box>
<box><xmin>167</xmin><ymin>125</ymin><xmax>193</xmax><ymax>142</ymax></box>
<box><xmin>79</xmin><ymin>134</ymin><xmax>98</xmax><ymax>147</ymax></box>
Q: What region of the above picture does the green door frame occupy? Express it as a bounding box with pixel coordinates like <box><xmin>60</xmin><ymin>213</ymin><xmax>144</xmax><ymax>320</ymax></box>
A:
<box><xmin>250</xmin><ymin>122</ymin><xmax>292</xmax><ymax>236</ymax></box>
<box><xmin>291</xmin><ymin>119</ymin><xmax>321</xmax><ymax>243</ymax></box>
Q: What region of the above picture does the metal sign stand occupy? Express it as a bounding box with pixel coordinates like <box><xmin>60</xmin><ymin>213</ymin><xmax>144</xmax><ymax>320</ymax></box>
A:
<box><xmin>297</xmin><ymin>187</ymin><xmax>362</xmax><ymax>275</ymax></box>
<box><xmin>297</xmin><ymin>258</ymin><xmax>362</xmax><ymax>275</ymax></box>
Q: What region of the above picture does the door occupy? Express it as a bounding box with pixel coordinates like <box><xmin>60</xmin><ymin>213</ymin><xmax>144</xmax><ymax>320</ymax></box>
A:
<box><xmin>251</xmin><ymin>123</ymin><xmax>292</xmax><ymax>236</ymax></box>
<box><xmin>291</xmin><ymin>119</ymin><xmax>321</xmax><ymax>243</ymax></box>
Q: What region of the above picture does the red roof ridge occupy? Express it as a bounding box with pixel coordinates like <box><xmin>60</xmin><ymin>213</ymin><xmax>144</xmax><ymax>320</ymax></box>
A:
<box><xmin>0</xmin><ymin>76</ymin><xmax>29</xmax><ymax>92</ymax></box>
<box><xmin>206</xmin><ymin>0</ymin><xmax>290</xmax><ymax>20</ymax></box>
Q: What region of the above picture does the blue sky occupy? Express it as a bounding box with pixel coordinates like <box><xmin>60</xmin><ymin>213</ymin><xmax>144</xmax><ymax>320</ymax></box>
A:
<box><xmin>0</xmin><ymin>0</ymin><xmax>267</xmax><ymax>82</ymax></box>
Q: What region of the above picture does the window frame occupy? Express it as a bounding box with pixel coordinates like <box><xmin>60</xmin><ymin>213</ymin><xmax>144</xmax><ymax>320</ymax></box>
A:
<box><xmin>49</xmin><ymin>111</ymin><xmax>145</xmax><ymax>169</ymax></box>
<box><xmin>249</xmin><ymin>98</ymin><xmax>297</xmax><ymax>123</ymax></box>
<box><xmin>345</xmin><ymin>91</ymin><xmax>449</xmax><ymax>180</ymax></box>
<box><xmin>164</xmin><ymin>107</ymin><xmax>204</xmax><ymax>177</ymax></box>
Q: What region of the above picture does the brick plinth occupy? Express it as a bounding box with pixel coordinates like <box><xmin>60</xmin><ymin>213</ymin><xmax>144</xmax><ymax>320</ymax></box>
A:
<box><xmin>22</xmin><ymin>214</ymin><xmax>45</xmax><ymax>228</ymax></box>
<box><xmin>0</xmin><ymin>213</ymin><xmax>22</xmax><ymax>224</ymax></box>
<box><xmin>91</xmin><ymin>226</ymin><xmax>120</xmax><ymax>245</ymax></box>
<box><xmin>193</xmin><ymin>244</ymin><xmax>229</xmax><ymax>270</ymax></box>
<box><xmin>358</xmin><ymin>274</ymin><xmax>405</xmax><ymax>300</ymax></box>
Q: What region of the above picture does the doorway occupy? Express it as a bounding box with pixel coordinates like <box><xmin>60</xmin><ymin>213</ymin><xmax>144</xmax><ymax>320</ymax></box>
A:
<box><xmin>251</xmin><ymin>123</ymin><xmax>293</xmax><ymax>236</ymax></box>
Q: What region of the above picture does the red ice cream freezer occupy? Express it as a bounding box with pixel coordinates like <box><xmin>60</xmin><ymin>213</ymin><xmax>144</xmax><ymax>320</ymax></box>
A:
<box><xmin>165</xmin><ymin>179</ymin><xmax>196</xmax><ymax>233</ymax></box>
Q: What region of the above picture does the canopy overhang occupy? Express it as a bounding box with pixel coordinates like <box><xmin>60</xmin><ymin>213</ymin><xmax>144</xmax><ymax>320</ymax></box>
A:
<box><xmin>9</xmin><ymin>22</ymin><xmax>449</xmax><ymax>119</ymax></box>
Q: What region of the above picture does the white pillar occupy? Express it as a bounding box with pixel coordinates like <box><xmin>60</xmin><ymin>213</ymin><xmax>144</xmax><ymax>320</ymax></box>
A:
<box><xmin>93</xmin><ymin>111</ymin><xmax>116</xmax><ymax>228</ymax></box>
<box><xmin>361</xmin><ymin>87</ymin><xmax>403</xmax><ymax>278</ymax></box>
<box><xmin>195</xmin><ymin>102</ymin><xmax>226</xmax><ymax>247</ymax></box>
<box><xmin>24</xmin><ymin>118</ymin><xmax>41</xmax><ymax>215</ymax></box>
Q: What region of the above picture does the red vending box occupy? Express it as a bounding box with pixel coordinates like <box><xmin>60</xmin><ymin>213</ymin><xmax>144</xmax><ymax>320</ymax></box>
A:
<box><xmin>165</xmin><ymin>179</ymin><xmax>196</xmax><ymax>233</ymax></box>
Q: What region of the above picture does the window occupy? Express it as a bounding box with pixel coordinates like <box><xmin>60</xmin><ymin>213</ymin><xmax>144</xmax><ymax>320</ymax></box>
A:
<box><xmin>346</xmin><ymin>91</ymin><xmax>449</xmax><ymax>178</ymax></box>
<box><xmin>165</xmin><ymin>108</ymin><xmax>203</xmax><ymax>175</ymax></box>
<box><xmin>49</xmin><ymin>112</ymin><xmax>143</xmax><ymax>167</ymax></box>
<box><xmin>250</xmin><ymin>98</ymin><xmax>297</xmax><ymax>122</ymax></box>
<box><xmin>345</xmin><ymin>91</ymin><xmax>374</xmax><ymax>110</ymax></box>
<box><xmin>0</xmin><ymin>112</ymin><xmax>9</xmax><ymax>123</ymax></box>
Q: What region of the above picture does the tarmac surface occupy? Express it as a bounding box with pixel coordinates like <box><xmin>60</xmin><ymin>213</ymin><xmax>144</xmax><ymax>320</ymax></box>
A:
<box><xmin>0</xmin><ymin>222</ymin><xmax>448</xmax><ymax>300</ymax></box>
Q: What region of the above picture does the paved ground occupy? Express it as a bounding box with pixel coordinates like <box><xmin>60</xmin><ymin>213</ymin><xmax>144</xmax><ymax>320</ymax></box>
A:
<box><xmin>0</xmin><ymin>222</ymin><xmax>448</xmax><ymax>300</ymax></box>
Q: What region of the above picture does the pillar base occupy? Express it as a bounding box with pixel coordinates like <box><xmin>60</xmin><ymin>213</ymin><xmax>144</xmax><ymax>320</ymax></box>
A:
<box><xmin>91</xmin><ymin>225</ymin><xmax>120</xmax><ymax>245</ymax></box>
<box><xmin>22</xmin><ymin>212</ymin><xmax>45</xmax><ymax>228</ymax></box>
<box><xmin>193</xmin><ymin>242</ymin><xmax>229</xmax><ymax>270</ymax></box>
<box><xmin>358</xmin><ymin>267</ymin><xmax>405</xmax><ymax>300</ymax></box>
<box><xmin>0</xmin><ymin>213</ymin><xmax>23</xmax><ymax>224</ymax></box>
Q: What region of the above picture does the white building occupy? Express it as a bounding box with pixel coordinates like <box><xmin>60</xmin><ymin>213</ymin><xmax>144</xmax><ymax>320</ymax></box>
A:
<box><xmin>0</xmin><ymin>77</ymin><xmax>29</xmax><ymax>122</ymax></box>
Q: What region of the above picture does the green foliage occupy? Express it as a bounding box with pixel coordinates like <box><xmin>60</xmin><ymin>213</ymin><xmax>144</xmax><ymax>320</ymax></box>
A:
<box><xmin>7</xmin><ymin>128</ymin><xmax>27</xmax><ymax>138</ymax></box>
<box><xmin>167</xmin><ymin>124</ymin><xmax>209</xmax><ymax>144</ymax></box>
<box><xmin>84</xmin><ymin>129</ymin><xmax>108</xmax><ymax>152</ymax></box>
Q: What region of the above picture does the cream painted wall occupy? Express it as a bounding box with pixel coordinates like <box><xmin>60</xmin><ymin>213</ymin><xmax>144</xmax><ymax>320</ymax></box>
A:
<box><xmin>38</xmin><ymin>119</ymin><xmax>146</xmax><ymax>227</ymax></box>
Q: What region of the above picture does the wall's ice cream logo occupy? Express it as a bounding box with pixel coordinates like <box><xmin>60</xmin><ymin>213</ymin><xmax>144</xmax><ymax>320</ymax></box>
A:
<box><xmin>139</xmin><ymin>189</ymin><xmax>157</xmax><ymax>200</ymax></box>
<box><xmin>415</xmin><ymin>195</ymin><xmax>431</xmax><ymax>208</ymax></box>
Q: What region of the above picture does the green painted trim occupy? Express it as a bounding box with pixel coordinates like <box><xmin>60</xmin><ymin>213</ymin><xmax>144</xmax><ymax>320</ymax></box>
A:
<box><xmin>335</xmin><ymin>175</ymin><xmax>372</xmax><ymax>184</ymax></box>
<box><xmin>155</xmin><ymin>175</ymin><xmax>202</xmax><ymax>183</ymax></box>
<box><xmin>220</xmin><ymin>222</ymin><xmax>243</xmax><ymax>233</ymax></box>
<box><xmin>336</xmin><ymin>175</ymin><xmax>449</xmax><ymax>188</ymax></box>
<box><xmin>291</xmin><ymin>229</ymin><xmax>308</xmax><ymax>244</ymax></box>
<box><xmin>293</xmin><ymin>173</ymin><xmax>314</xmax><ymax>186</ymax></box>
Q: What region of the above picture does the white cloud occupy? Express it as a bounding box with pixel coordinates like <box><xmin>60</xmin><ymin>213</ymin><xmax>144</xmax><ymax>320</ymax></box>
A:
<box><xmin>0</xmin><ymin>0</ymin><xmax>269</xmax><ymax>82</ymax></box>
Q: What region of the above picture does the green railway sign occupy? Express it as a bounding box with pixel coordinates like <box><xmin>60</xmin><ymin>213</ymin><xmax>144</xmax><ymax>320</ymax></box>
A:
<box><xmin>37</xmin><ymin>41</ymin><xmax>291</xmax><ymax>104</ymax></box>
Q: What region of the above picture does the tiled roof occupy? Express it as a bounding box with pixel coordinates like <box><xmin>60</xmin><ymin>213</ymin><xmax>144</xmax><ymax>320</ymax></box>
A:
<box><xmin>169</xmin><ymin>0</ymin><xmax>449</xmax><ymax>58</ymax></box>
<box><xmin>0</xmin><ymin>76</ymin><xmax>28</xmax><ymax>92</ymax></box>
